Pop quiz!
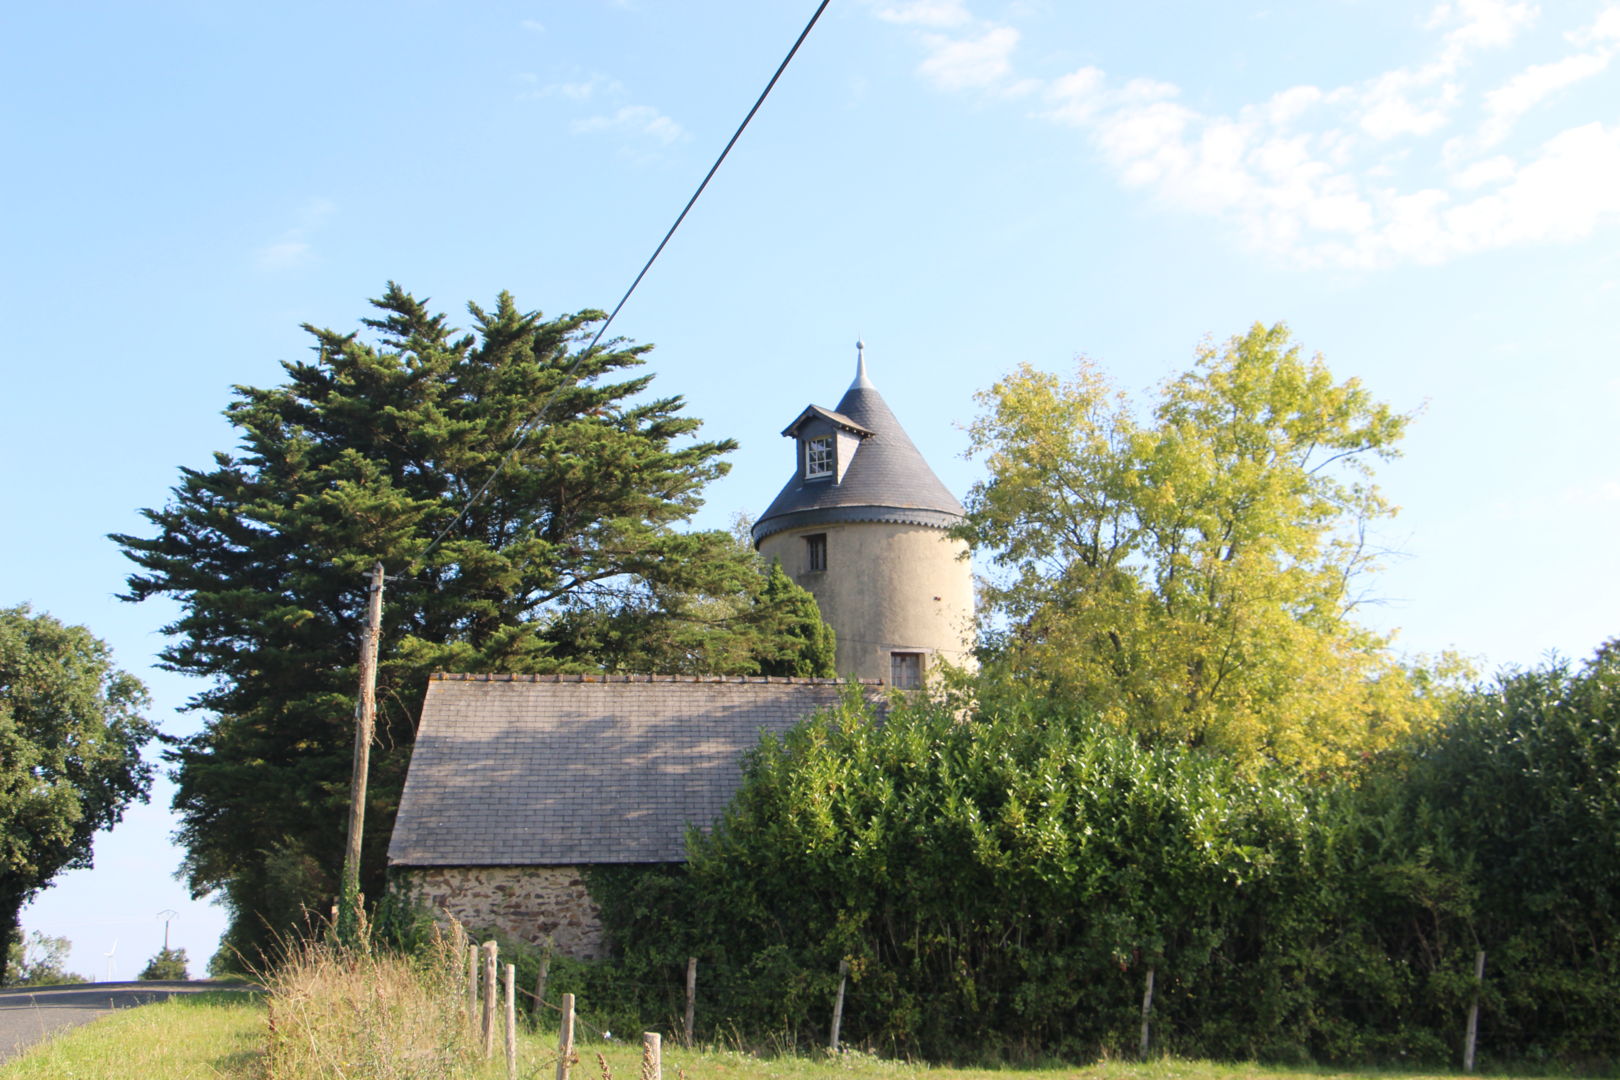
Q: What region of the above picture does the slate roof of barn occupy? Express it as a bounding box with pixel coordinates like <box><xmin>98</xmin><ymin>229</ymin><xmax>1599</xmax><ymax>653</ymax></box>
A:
<box><xmin>753</xmin><ymin>358</ymin><xmax>965</xmax><ymax>544</ymax></box>
<box><xmin>386</xmin><ymin>673</ymin><xmax>884</xmax><ymax>868</ymax></box>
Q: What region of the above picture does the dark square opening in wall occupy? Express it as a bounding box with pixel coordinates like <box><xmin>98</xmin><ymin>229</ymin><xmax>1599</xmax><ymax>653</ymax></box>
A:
<box><xmin>891</xmin><ymin>651</ymin><xmax>923</xmax><ymax>689</ymax></box>
<box><xmin>805</xmin><ymin>533</ymin><xmax>827</xmax><ymax>572</ymax></box>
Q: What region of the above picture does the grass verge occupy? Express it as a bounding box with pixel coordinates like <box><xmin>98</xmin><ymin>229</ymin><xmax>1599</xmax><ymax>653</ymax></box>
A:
<box><xmin>6</xmin><ymin>948</ymin><xmax>1602</xmax><ymax>1080</ymax></box>
<box><xmin>5</xmin><ymin>1005</ymin><xmax>1599</xmax><ymax>1080</ymax></box>
<box><xmin>1</xmin><ymin>990</ymin><xmax>263</xmax><ymax>1079</ymax></box>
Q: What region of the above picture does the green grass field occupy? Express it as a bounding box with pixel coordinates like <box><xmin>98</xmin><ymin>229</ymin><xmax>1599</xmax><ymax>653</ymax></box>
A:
<box><xmin>2</xmin><ymin>991</ymin><xmax>1592</xmax><ymax>1080</ymax></box>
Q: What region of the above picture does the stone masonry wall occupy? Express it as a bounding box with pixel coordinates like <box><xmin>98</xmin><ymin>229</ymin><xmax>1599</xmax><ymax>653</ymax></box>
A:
<box><xmin>398</xmin><ymin>866</ymin><xmax>606</xmax><ymax>960</ymax></box>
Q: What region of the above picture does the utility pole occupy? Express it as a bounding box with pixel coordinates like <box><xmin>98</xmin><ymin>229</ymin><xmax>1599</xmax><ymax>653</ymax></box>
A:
<box><xmin>156</xmin><ymin>909</ymin><xmax>177</xmax><ymax>951</ymax></box>
<box><xmin>340</xmin><ymin>561</ymin><xmax>385</xmax><ymax>928</ymax></box>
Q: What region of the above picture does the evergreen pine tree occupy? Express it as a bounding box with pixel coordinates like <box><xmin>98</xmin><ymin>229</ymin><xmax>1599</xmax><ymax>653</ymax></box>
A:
<box><xmin>115</xmin><ymin>285</ymin><xmax>831</xmax><ymax>958</ymax></box>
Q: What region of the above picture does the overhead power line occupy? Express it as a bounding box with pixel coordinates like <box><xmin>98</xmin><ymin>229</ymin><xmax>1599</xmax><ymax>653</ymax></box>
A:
<box><xmin>414</xmin><ymin>0</ymin><xmax>834</xmax><ymax>570</ymax></box>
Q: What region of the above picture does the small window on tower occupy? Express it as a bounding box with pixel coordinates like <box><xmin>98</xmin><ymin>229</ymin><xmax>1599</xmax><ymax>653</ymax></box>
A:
<box><xmin>805</xmin><ymin>533</ymin><xmax>827</xmax><ymax>572</ymax></box>
<box><xmin>805</xmin><ymin>436</ymin><xmax>833</xmax><ymax>479</ymax></box>
<box><xmin>891</xmin><ymin>651</ymin><xmax>923</xmax><ymax>690</ymax></box>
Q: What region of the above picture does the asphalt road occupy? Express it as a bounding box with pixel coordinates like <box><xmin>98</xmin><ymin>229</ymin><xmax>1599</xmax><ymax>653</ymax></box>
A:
<box><xmin>0</xmin><ymin>980</ymin><xmax>253</xmax><ymax>1065</ymax></box>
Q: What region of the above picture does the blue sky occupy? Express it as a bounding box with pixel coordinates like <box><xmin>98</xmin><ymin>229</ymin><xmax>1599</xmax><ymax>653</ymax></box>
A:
<box><xmin>4</xmin><ymin>0</ymin><xmax>1617</xmax><ymax>978</ymax></box>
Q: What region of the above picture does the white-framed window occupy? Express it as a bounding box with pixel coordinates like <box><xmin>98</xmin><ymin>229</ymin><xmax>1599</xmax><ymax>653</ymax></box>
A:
<box><xmin>805</xmin><ymin>436</ymin><xmax>833</xmax><ymax>479</ymax></box>
<box><xmin>890</xmin><ymin>651</ymin><xmax>924</xmax><ymax>690</ymax></box>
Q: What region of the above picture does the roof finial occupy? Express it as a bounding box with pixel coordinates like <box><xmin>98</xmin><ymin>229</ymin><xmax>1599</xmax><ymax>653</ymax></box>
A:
<box><xmin>851</xmin><ymin>338</ymin><xmax>874</xmax><ymax>390</ymax></box>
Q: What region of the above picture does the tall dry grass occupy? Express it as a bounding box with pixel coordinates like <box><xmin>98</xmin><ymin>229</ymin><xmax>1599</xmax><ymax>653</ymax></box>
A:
<box><xmin>262</xmin><ymin>921</ymin><xmax>479</xmax><ymax>1080</ymax></box>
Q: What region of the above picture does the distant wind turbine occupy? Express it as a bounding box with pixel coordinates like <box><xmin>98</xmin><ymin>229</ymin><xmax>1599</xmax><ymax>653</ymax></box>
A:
<box><xmin>104</xmin><ymin>939</ymin><xmax>118</xmax><ymax>982</ymax></box>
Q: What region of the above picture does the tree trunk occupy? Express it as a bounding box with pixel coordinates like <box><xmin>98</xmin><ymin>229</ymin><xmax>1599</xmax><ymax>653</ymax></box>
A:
<box><xmin>0</xmin><ymin>894</ymin><xmax>25</xmax><ymax>986</ymax></box>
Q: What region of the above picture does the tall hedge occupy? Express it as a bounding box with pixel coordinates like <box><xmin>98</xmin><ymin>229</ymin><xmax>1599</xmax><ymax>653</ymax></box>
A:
<box><xmin>594</xmin><ymin>690</ymin><xmax>1314</xmax><ymax>1058</ymax></box>
<box><xmin>589</xmin><ymin>649</ymin><xmax>1620</xmax><ymax>1066</ymax></box>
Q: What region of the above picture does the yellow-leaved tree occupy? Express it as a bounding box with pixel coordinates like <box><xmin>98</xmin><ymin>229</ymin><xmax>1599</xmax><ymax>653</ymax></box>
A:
<box><xmin>960</xmin><ymin>323</ymin><xmax>1457</xmax><ymax>771</ymax></box>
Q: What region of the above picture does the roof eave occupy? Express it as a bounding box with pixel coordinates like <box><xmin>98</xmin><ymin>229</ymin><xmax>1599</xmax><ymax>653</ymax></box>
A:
<box><xmin>780</xmin><ymin>404</ymin><xmax>875</xmax><ymax>439</ymax></box>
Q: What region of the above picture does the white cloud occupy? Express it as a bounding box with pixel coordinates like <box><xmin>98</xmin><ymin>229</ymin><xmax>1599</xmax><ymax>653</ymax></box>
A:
<box><xmin>522</xmin><ymin>73</ymin><xmax>626</xmax><ymax>101</ymax></box>
<box><xmin>256</xmin><ymin>241</ymin><xmax>311</xmax><ymax>271</ymax></box>
<box><xmin>1428</xmin><ymin>0</ymin><xmax>1539</xmax><ymax>51</ymax></box>
<box><xmin>1440</xmin><ymin>6</ymin><xmax>1620</xmax><ymax>158</ymax></box>
<box><xmin>873</xmin><ymin>0</ymin><xmax>972</xmax><ymax>28</ymax></box>
<box><xmin>254</xmin><ymin>198</ymin><xmax>334</xmax><ymax>272</ymax></box>
<box><xmin>877</xmin><ymin>0</ymin><xmax>1620</xmax><ymax>268</ymax></box>
<box><xmin>1574</xmin><ymin>3</ymin><xmax>1620</xmax><ymax>44</ymax></box>
<box><xmin>1351</xmin><ymin>71</ymin><xmax>1459</xmax><ymax>140</ymax></box>
<box><xmin>573</xmin><ymin>104</ymin><xmax>685</xmax><ymax>145</ymax></box>
<box><xmin>917</xmin><ymin>25</ymin><xmax>1020</xmax><ymax>90</ymax></box>
<box><xmin>521</xmin><ymin>19</ymin><xmax>545</xmax><ymax>32</ymax></box>
<box><xmin>524</xmin><ymin>68</ymin><xmax>681</xmax><ymax>152</ymax></box>
<box><xmin>869</xmin><ymin>0</ymin><xmax>1023</xmax><ymax>93</ymax></box>
<box><xmin>1562</xmin><ymin>479</ymin><xmax>1620</xmax><ymax>504</ymax></box>
<box><xmin>1452</xmin><ymin>153</ymin><xmax>1517</xmax><ymax>186</ymax></box>
<box><xmin>1479</xmin><ymin>46</ymin><xmax>1614</xmax><ymax>145</ymax></box>
<box><xmin>1251</xmin><ymin>85</ymin><xmax>1324</xmax><ymax>128</ymax></box>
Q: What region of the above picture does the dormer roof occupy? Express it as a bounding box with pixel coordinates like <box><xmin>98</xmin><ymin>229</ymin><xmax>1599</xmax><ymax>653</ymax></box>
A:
<box><xmin>753</xmin><ymin>351</ymin><xmax>965</xmax><ymax>545</ymax></box>
<box><xmin>780</xmin><ymin>405</ymin><xmax>874</xmax><ymax>440</ymax></box>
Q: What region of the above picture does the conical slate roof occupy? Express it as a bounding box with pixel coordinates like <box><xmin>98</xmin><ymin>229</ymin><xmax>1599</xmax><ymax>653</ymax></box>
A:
<box><xmin>753</xmin><ymin>356</ymin><xmax>965</xmax><ymax>545</ymax></box>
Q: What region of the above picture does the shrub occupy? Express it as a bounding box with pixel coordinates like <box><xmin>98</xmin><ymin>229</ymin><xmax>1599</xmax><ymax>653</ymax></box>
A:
<box><xmin>138</xmin><ymin>946</ymin><xmax>189</xmax><ymax>980</ymax></box>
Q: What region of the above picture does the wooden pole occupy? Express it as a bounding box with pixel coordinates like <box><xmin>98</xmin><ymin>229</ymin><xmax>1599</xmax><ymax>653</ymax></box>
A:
<box><xmin>829</xmin><ymin>958</ymin><xmax>849</xmax><ymax>1053</ymax></box>
<box><xmin>535</xmin><ymin>946</ymin><xmax>552</xmax><ymax>1014</ymax></box>
<box><xmin>340</xmin><ymin>561</ymin><xmax>385</xmax><ymax>915</ymax></box>
<box><xmin>1138</xmin><ymin>965</ymin><xmax>1155</xmax><ymax>1061</ymax></box>
<box><xmin>641</xmin><ymin>1032</ymin><xmax>662</xmax><ymax>1080</ymax></box>
<box><xmin>482</xmin><ymin>940</ymin><xmax>499</xmax><ymax>1058</ymax></box>
<box><xmin>556</xmin><ymin>992</ymin><xmax>576</xmax><ymax>1080</ymax></box>
<box><xmin>504</xmin><ymin>962</ymin><xmax>518</xmax><ymax>1080</ymax></box>
<box><xmin>466</xmin><ymin>944</ymin><xmax>479</xmax><ymax>1025</ymax></box>
<box><xmin>684</xmin><ymin>957</ymin><xmax>697</xmax><ymax>1048</ymax></box>
<box><xmin>1463</xmin><ymin>949</ymin><xmax>1486</xmax><ymax>1072</ymax></box>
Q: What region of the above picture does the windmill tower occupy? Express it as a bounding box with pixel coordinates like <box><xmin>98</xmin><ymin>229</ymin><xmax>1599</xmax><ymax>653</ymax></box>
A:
<box><xmin>753</xmin><ymin>344</ymin><xmax>974</xmax><ymax>687</ymax></box>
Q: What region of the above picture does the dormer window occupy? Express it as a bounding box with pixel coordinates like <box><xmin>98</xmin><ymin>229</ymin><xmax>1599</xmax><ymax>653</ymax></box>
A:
<box><xmin>781</xmin><ymin>404</ymin><xmax>871</xmax><ymax>485</ymax></box>
<box><xmin>805</xmin><ymin>436</ymin><xmax>834</xmax><ymax>479</ymax></box>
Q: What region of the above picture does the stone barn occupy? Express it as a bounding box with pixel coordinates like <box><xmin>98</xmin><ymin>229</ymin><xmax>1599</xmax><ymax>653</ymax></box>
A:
<box><xmin>387</xmin><ymin>672</ymin><xmax>882</xmax><ymax>957</ymax></box>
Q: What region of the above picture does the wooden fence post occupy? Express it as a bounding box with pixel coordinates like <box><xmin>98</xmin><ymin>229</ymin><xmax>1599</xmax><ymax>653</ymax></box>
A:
<box><xmin>1139</xmin><ymin>965</ymin><xmax>1155</xmax><ymax>1061</ymax></box>
<box><xmin>482</xmin><ymin>940</ymin><xmax>499</xmax><ymax>1059</ymax></box>
<box><xmin>466</xmin><ymin>944</ymin><xmax>478</xmax><ymax>1024</ymax></box>
<box><xmin>1463</xmin><ymin>950</ymin><xmax>1486</xmax><ymax>1072</ymax></box>
<box><xmin>641</xmin><ymin>1031</ymin><xmax>662</xmax><ymax>1080</ymax></box>
<box><xmin>535</xmin><ymin>942</ymin><xmax>552</xmax><ymax>1015</ymax></box>
<box><xmin>556</xmin><ymin>992</ymin><xmax>577</xmax><ymax>1080</ymax></box>
<box><xmin>684</xmin><ymin>957</ymin><xmax>697</xmax><ymax>1048</ymax></box>
<box><xmin>505</xmin><ymin>962</ymin><xmax>518</xmax><ymax>1079</ymax></box>
<box><xmin>829</xmin><ymin>958</ymin><xmax>849</xmax><ymax>1053</ymax></box>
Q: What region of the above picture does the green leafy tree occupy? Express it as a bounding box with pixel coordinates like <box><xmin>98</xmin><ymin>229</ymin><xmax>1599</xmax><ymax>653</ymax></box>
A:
<box><xmin>958</xmin><ymin>323</ymin><xmax>1448</xmax><ymax>770</ymax></box>
<box><xmin>543</xmin><ymin>556</ymin><xmax>835</xmax><ymax>677</ymax></box>
<box><xmin>753</xmin><ymin>561</ymin><xmax>837</xmax><ymax>676</ymax></box>
<box><xmin>3</xmin><ymin>930</ymin><xmax>88</xmax><ymax>987</ymax></box>
<box><xmin>0</xmin><ymin>606</ymin><xmax>153</xmax><ymax>985</ymax></box>
<box><xmin>114</xmin><ymin>284</ymin><xmax>830</xmax><ymax>959</ymax></box>
<box><xmin>137</xmin><ymin>946</ymin><xmax>190</xmax><ymax>980</ymax></box>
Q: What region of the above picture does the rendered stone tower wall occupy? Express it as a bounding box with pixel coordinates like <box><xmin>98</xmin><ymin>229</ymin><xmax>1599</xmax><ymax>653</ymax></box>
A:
<box><xmin>758</xmin><ymin>521</ymin><xmax>974</xmax><ymax>683</ymax></box>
